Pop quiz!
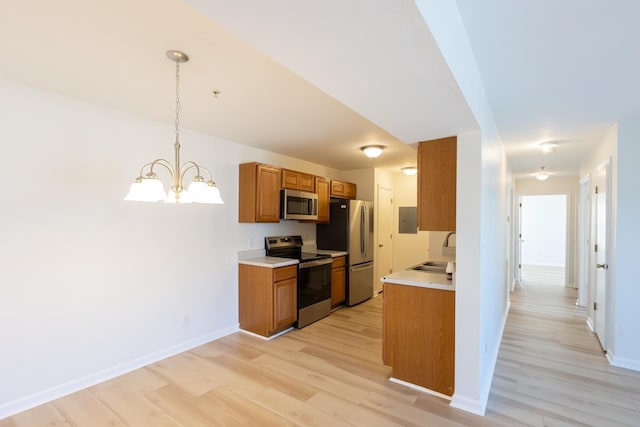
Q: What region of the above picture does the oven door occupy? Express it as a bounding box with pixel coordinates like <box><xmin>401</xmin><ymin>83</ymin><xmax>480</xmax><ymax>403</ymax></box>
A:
<box><xmin>298</xmin><ymin>258</ymin><xmax>332</xmax><ymax>309</ymax></box>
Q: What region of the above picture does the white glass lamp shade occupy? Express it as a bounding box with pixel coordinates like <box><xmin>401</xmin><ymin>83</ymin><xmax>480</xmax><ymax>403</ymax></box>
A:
<box><xmin>361</xmin><ymin>145</ymin><xmax>385</xmax><ymax>158</ymax></box>
<box><xmin>189</xmin><ymin>180</ymin><xmax>224</xmax><ymax>204</ymax></box>
<box><xmin>124</xmin><ymin>177</ymin><xmax>166</xmax><ymax>202</ymax></box>
<box><xmin>536</xmin><ymin>173</ymin><xmax>549</xmax><ymax>181</ymax></box>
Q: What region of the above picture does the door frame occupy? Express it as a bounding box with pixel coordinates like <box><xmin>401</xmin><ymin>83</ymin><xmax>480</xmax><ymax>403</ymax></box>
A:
<box><xmin>578</xmin><ymin>174</ymin><xmax>590</xmax><ymax>307</ymax></box>
<box><xmin>375</xmin><ymin>185</ymin><xmax>393</xmax><ymax>294</ymax></box>
<box><xmin>592</xmin><ymin>158</ymin><xmax>612</xmax><ymax>351</ymax></box>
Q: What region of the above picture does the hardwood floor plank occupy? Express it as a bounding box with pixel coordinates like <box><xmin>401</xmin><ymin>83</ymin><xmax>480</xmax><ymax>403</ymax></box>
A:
<box><xmin>253</xmin><ymin>388</ymin><xmax>352</xmax><ymax>427</ymax></box>
<box><xmin>53</xmin><ymin>389</ymin><xmax>126</xmax><ymax>427</ymax></box>
<box><xmin>195</xmin><ymin>386</ymin><xmax>294</xmax><ymax>427</ymax></box>
<box><xmin>252</xmin><ymin>353</ymin><xmax>368</xmax><ymax>404</ymax></box>
<box><xmin>145</xmin><ymin>383</ymin><xmax>229</xmax><ymax>427</ymax></box>
<box><xmin>306</xmin><ymin>390</ymin><xmax>407</xmax><ymax>427</ymax></box>
<box><xmin>8</xmin><ymin>404</ymin><xmax>70</xmax><ymax>427</ymax></box>
<box><xmin>93</xmin><ymin>383</ymin><xmax>181</xmax><ymax>426</ymax></box>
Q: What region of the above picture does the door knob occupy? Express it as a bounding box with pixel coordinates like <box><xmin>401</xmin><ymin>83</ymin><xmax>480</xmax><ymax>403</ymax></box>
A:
<box><xmin>378</xmin><ymin>244</ymin><xmax>384</xmax><ymax>248</ymax></box>
<box><xmin>597</xmin><ymin>263</ymin><xmax>606</xmax><ymax>269</ymax></box>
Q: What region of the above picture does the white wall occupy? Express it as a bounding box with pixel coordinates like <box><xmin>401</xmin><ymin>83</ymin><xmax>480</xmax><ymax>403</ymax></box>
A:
<box><xmin>391</xmin><ymin>172</ymin><xmax>429</xmax><ymax>271</ymax></box>
<box><xmin>610</xmin><ymin>120</ymin><xmax>640</xmax><ymax>370</ymax></box>
<box><xmin>0</xmin><ymin>78</ymin><xmax>339</xmax><ymax>417</ymax></box>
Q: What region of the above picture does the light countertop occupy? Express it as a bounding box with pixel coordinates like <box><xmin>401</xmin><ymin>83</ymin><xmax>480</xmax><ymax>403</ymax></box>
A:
<box><xmin>238</xmin><ymin>256</ymin><xmax>298</xmax><ymax>268</ymax></box>
<box><xmin>382</xmin><ymin>270</ymin><xmax>455</xmax><ymax>291</ymax></box>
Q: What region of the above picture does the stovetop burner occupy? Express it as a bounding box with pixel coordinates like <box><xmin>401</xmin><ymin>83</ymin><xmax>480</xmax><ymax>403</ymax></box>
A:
<box><xmin>265</xmin><ymin>235</ymin><xmax>331</xmax><ymax>262</ymax></box>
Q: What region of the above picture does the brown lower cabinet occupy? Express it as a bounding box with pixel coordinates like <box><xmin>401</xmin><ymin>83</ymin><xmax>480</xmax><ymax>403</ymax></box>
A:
<box><xmin>331</xmin><ymin>256</ymin><xmax>346</xmax><ymax>308</ymax></box>
<box><xmin>383</xmin><ymin>283</ymin><xmax>455</xmax><ymax>396</ymax></box>
<box><xmin>238</xmin><ymin>264</ymin><xmax>297</xmax><ymax>337</ymax></box>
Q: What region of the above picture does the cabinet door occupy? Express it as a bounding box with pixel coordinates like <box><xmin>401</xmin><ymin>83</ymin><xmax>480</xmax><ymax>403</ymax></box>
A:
<box><xmin>331</xmin><ymin>265</ymin><xmax>346</xmax><ymax>307</ymax></box>
<box><xmin>283</xmin><ymin>169</ymin><xmax>315</xmax><ymax>192</ymax></box>
<box><xmin>273</xmin><ymin>277</ymin><xmax>297</xmax><ymax>330</ymax></box>
<box><xmin>256</xmin><ymin>165</ymin><xmax>282</xmax><ymax>222</ymax></box>
<box><xmin>315</xmin><ymin>177</ymin><xmax>330</xmax><ymax>223</ymax></box>
<box><xmin>417</xmin><ymin>136</ymin><xmax>456</xmax><ymax>231</ymax></box>
<box><xmin>330</xmin><ymin>180</ymin><xmax>357</xmax><ymax>199</ymax></box>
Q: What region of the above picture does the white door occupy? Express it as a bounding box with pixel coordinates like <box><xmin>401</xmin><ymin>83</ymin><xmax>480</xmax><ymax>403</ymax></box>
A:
<box><xmin>376</xmin><ymin>186</ymin><xmax>393</xmax><ymax>293</ymax></box>
<box><xmin>577</xmin><ymin>176</ymin><xmax>590</xmax><ymax>307</ymax></box>
<box><xmin>594</xmin><ymin>163</ymin><xmax>609</xmax><ymax>350</ymax></box>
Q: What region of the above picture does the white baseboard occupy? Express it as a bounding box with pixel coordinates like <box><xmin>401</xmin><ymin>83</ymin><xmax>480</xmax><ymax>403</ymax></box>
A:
<box><xmin>0</xmin><ymin>325</ymin><xmax>238</xmax><ymax>420</ymax></box>
<box><xmin>451</xmin><ymin>299</ymin><xmax>511</xmax><ymax>416</ymax></box>
<box><xmin>389</xmin><ymin>377</ymin><xmax>452</xmax><ymax>401</ymax></box>
<box><xmin>450</xmin><ymin>394</ymin><xmax>486</xmax><ymax>416</ymax></box>
<box><xmin>607</xmin><ymin>351</ymin><xmax>640</xmax><ymax>372</ymax></box>
<box><xmin>586</xmin><ymin>317</ymin><xmax>595</xmax><ymax>332</ymax></box>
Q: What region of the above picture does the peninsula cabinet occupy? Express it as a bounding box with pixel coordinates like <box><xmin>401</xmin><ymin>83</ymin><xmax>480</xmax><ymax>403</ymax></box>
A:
<box><xmin>239</xmin><ymin>162</ymin><xmax>281</xmax><ymax>223</ymax></box>
<box><xmin>282</xmin><ymin>169</ymin><xmax>315</xmax><ymax>192</ymax></box>
<box><xmin>383</xmin><ymin>283</ymin><xmax>455</xmax><ymax>396</ymax></box>
<box><xmin>315</xmin><ymin>176</ymin><xmax>330</xmax><ymax>223</ymax></box>
<box><xmin>417</xmin><ymin>136</ymin><xmax>457</xmax><ymax>231</ymax></box>
<box><xmin>239</xmin><ymin>264</ymin><xmax>297</xmax><ymax>337</ymax></box>
<box><xmin>331</xmin><ymin>255</ymin><xmax>346</xmax><ymax>307</ymax></box>
<box><xmin>330</xmin><ymin>180</ymin><xmax>357</xmax><ymax>199</ymax></box>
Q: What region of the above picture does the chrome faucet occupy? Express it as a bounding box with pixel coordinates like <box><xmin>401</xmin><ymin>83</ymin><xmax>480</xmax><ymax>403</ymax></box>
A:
<box><xmin>442</xmin><ymin>231</ymin><xmax>456</xmax><ymax>248</ymax></box>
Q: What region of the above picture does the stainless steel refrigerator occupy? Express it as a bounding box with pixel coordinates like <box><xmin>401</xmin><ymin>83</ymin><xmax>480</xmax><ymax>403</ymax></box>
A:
<box><xmin>317</xmin><ymin>199</ymin><xmax>374</xmax><ymax>306</ymax></box>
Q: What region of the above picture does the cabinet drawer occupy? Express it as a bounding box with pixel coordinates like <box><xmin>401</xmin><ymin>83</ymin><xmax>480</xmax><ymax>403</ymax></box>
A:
<box><xmin>332</xmin><ymin>256</ymin><xmax>346</xmax><ymax>268</ymax></box>
<box><xmin>273</xmin><ymin>265</ymin><xmax>297</xmax><ymax>282</ymax></box>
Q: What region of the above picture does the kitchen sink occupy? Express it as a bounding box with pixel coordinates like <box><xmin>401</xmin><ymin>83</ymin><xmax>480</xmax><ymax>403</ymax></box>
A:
<box><xmin>411</xmin><ymin>261</ymin><xmax>448</xmax><ymax>273</ymax></box>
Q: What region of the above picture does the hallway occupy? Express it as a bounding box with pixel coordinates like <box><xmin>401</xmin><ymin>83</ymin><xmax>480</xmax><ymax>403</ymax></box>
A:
<box><xmin>487</xmin><ymin>283</ymin><xmax>640</xmax><ymax>426</ymax></box>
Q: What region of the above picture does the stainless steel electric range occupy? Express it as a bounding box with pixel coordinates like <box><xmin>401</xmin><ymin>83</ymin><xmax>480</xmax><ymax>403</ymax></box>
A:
<box><xmin>265</xmin><ymin>235</ymin><xmax>332</xmax><ymax>328</ymax></box>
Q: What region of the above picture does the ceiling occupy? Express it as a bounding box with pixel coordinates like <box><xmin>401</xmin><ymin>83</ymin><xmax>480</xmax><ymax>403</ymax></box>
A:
<box><xmin>1</xmin><ymin>1</ymin><xmax>637</xmax><ymax>177</ymax></box>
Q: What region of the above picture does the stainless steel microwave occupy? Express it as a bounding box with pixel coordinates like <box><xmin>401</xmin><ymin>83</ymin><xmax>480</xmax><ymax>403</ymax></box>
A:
<box><xmin>280</xmin><ymin>189</ymin><xmax>318</xmax><ymax>221</ymax></box>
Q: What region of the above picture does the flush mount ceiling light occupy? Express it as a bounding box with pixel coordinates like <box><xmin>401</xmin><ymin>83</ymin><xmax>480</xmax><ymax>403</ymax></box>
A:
<box><xmin>401</xmin><ymin>166</ymin><xmax>418</xmax><ymax>176</ymax></box>
<box><xmin>360</xmin><ymin>145</ymin><xmax>386</xmax><ymax>158</ymax></box>
<box><xmin>536</xmin><ymin>166</ymin><xmax>550</xmax><ymax>181</ymax></box>
<box><xmin>540</xmin><ymin>142</ymin><xmax>558</xmax><ymax>153</ymax></box>
<box><xmin>125</xmin><ymin>50</ymin><xmax>223</xmax><ymax>204</ymax></box>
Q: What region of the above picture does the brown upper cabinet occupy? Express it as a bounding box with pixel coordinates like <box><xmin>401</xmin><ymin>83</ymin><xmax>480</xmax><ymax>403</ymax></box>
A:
<box><xmin>417</xmin><ymin>136</ymin><xmax>457</xmax><ymax>231</ymax></box>
<box><xmin>239</xmin><ymin>162</ymin><xmax>282</xmax><ymax>223</ymax></box>
<box><xmin>315</xmin><ymin>176</ymin><xmax>330</xmax><ymax>223</ymax></box>
<box><xmin>282</xmin><ymin>169</ymin><xmax>315</xmax><ymax>192</ymax></box>
<box><xmin>330</xmin><ymin>180</ymin><xmax>357</xmax><ymax>199</ymax></box>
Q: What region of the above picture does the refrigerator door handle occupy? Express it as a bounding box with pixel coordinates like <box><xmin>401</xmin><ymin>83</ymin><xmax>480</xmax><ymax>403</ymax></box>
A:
<box><xmin>360</xmin><ymin>205</ymin><xmax>366</xmax><ymax>258</ymax></box>
<box><xmin>350</xmin><ymin>262</ymin><xmax>373</xmax><ymax>272</ymax></box>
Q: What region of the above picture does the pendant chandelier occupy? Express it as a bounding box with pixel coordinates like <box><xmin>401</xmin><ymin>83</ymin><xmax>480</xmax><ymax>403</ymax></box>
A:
<box><xmin>125</xmin><ymin>50</ymin><xmax>224</xmax><ymax>204</ymax></box>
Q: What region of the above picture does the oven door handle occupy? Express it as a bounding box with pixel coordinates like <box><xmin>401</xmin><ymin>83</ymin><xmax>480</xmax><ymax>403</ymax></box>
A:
<box><xmin>299</xmin><ymin>258</ymin><xmax>333</xmax><ymax>269</ymax></box>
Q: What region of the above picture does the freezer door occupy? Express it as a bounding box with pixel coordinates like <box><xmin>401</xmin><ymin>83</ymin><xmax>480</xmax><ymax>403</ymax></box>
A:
<box><xmin>348</xmin><ymin>261</ymin><xmax>374</xmax><ymax>306</ymax></box>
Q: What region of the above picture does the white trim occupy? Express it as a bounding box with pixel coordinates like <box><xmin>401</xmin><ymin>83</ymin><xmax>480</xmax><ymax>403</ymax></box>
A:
<box><xmin>238</xmin><ymin>327</ymin><xmax>293</xmax><ymax>341</ymax></box>
<box><xmin>607</xmin><ymin>351</ymin><xmax>640</xmax><ymax>372</ymax></box>
<box><xmin>586</xmin><ymin>317</ymin><xmax>595</xmax><ymax>332</ymax></box>
<box><xmin>0</xmin><ymin>325</ymin><xmax>238</xmax><ymax>420</ymax></box>
<box><xmin>389</xmin><ymin>377</ymin><xmax>452</xmax><ymax>401</ymax></box>
<box><xmin>451</xmin><ymin>299</ymin><xmax>511</xmax><ymax>416</ymax></box>
<box><xmin>450</xmin><ymin>394</ymin><xmax>486</xmax><ymax>416</ymax></box>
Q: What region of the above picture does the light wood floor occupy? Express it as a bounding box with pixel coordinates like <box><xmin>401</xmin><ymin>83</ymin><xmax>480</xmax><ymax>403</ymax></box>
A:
<box><xmin>521</xmin><ymin>264</ymin><xmax>565</xmax><ymax>286</ymax></box>
<box><xmin>4</xmin><ymin>285</ymin><xmax>640</xmax><ymax>426</ymax></box>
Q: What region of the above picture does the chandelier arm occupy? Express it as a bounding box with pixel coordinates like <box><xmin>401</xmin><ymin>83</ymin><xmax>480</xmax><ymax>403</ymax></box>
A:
<box><xmin>148</xmin><ymin>158</ymin><xmax>176</xmax><ymax>178</ymax></box>
<box><xmin>179</xmin><ymin>161</ymin><xmax>202</xmax><ymax>183</ymax></box>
